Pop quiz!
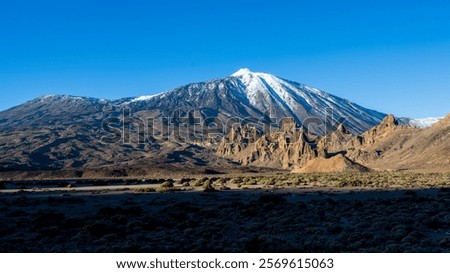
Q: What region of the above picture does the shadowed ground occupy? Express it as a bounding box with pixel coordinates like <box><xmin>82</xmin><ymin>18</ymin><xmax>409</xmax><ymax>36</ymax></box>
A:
<box><xmin>1</xmin><ymin>186</ymin><xmax>449</xmax><ymax>252</ymax></box>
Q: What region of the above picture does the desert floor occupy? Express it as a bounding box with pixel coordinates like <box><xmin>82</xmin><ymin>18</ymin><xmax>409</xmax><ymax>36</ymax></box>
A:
<box><xmin>1</xmin><ymin>173</ymin><xmax>450</xmax><ymax>252</ymax></box>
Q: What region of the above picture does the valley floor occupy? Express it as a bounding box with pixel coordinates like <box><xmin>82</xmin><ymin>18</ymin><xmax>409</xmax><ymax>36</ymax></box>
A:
<box><xmin>1</xmin><ymin>173</ymin><xmax>450</xmax><ymax>253</ymax></box>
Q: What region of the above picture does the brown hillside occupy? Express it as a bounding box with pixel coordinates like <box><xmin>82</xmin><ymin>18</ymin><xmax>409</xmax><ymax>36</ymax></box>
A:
<box><xmin>292</xmin><ymin>154</ymin><xmax>370</xmax><ymax>173</ymax></box>
<box><xmin>216</xmin><ymin>114</ymin><xmax>450</xmax><ymax>172</ymax></box>
<box><xmin>368</xmin><ymin>114</ymin><xmax>450</xmax><ymax>172</ymax></box>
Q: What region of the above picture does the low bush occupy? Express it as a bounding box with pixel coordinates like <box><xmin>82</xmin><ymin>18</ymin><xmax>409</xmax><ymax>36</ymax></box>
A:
<box><xmin>134</xmin><ymin>187</ymin><xmax>156</xmax><ymax>193</ymax></box>
<box><xmin>160</xmin><ymin>181</ymin><xmax>174</xmax><ymax>188</ymax></box>
<box><xmin>191</xmin><ymin>177</ymin><xmax>209</xmax><ymax>187</ymax></box>
<box><xmin>203</xmin><ymin>180</ymin><xmax>217</xmax><ymax>192</ymax></box>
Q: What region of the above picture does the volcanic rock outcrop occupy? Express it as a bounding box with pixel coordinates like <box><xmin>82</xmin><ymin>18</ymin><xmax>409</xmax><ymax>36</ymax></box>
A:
<box><xmin>217</xmin><ymin>118</ymin><xmax>317</xmax><ymax>169</ymax></box>
<box><xmin>217</xmin><ymin>114</ymin><xmax>450</xmax><ymax>173</ymax></box>
<box><xmin>292</xmin><ymin>154</ymin><xmax>370</xmax><ymax>173</ymax></box>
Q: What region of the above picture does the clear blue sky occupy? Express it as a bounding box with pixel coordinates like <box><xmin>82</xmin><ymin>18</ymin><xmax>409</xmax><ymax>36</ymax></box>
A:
<box><xmin>1</xmin><ymin>0</ymin><xmax>450</xmax><ymax>118</ymax></box>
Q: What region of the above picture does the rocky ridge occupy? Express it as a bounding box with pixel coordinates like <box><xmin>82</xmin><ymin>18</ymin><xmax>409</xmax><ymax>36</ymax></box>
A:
<box><xmin>216</xmin><ymin>114</ymin><xmax>450</xmax><ymax>173</ymax></box>
<box><xmin>217</xmin><ymin>118</ymin><xmax>318</xmax><ymax>169</ymax></box>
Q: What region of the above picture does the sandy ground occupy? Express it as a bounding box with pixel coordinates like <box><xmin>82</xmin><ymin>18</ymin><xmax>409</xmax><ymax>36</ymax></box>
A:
<box><xmin>1</xmin><ymin>182</ymin><xmax>450</xmax><ymax>253</ymax></box>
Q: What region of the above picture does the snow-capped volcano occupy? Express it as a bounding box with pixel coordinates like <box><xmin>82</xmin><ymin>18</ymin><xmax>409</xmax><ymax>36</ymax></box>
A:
<box><xmin>0</xmin><ymin>68</ymin><xmax>431</xmax><ymax>173</ymax></box>
<box><xmin>125</xmin><ymin>68</ymin><xmax>386</xmax><ymax>134</ymax></box>
<box><xmin>0</xmin><ymin>68</ymin><xmax>387</xmax><ymax>135</ymax></box>
<box><xmin>229</xmin><ymin>68</ymin><xmax>386</xmax><ymax>131</ymax></box>
<box><xmin>231</xmin><ymin>68</ymin><xmax>254</xmax><ymax>77</ymax></box>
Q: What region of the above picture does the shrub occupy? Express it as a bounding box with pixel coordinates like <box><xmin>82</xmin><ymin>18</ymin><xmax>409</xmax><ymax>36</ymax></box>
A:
<box><xmin>213</xmin><ymin>178</ymin><xmax>227</xmax><ymax>187</ymax></box>
<box><xmin>156</xmin><ymin>181</ymin><xmax>183</xmax><ymax>193</ymax></box>
<box><xmin>209</xmin><ymin>177</ymin><xmax>220</xmax><ymax>182</ymax></box>
<box><xmin>156</xmin><ymin>187</ymin><xmax>178</xmax><ymax>193</ymax></box>
<box><xmin>178</xmin><ymin>178</ymin><xmax>193</xmax><ymax>185</ymax></box>
<box><xmin>203</xmin><ymin>180</ymin><xmax>217</xmax><ymax>192</ymax></box>
<box><xmin>337</xmin><ymin>180</ymin><xmax>363</xmax><ymax>187</ymax></box>
<box><xmin>247</xmin><ymin>179</ymin><xmax>258</xmax><ymax>185</ymax></box>
<box><xmin>191</xmin><ymin>177</ymin><xmax>209</xmax><ymax>187</ymax></box>
<box><xmin>261</xmin><ymin>177</ymin><xmax>276</xmax><ymax>186</ymax></box>
<box><xmin>230</xmin><ymin>177</ymin><xmax>244</xmax><ymax>184</ymax></box>
<box><xmin>134</xmin><ymin>187</ymin><xmax>156</xmax><ymax>193</ymax></box>
<box><xmin>160</xmin><ymin>181</ymin><xmax>174</xmax><ymax>188</ymax></box>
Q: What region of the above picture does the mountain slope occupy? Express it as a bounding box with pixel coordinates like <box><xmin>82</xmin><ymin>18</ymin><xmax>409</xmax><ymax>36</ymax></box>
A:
<box><xmin>124</xmin><ymin>68</ymin><xmax>387</xmax><ymax>135</ymax></box>
<box><xmin>0</xmin><ymin>69</ymin><xmax>391</xmax><ymax>174</ymax></box>
<box><xmin>216</xmin><ymin>113</ymin><xmax>450</xmax><ymax>172</ymax></box>
<box><xmin>0</xmin><ymin>95</ymin><xmax>110</xmax><ymax>130</ymax></box>
<box><xmin>367</xmin><ymin>114</ymin><xmax>450</xmax><ymax>171</ymax></box>
<box><xmin>292</xmin><ymin>154</ymin><xmax>370</xmax><ymax>173</ymax></box>
<box><xmin>0</xmin><ymin>69</ymin><xmax>387</xmax><ymax>135</ymax></box>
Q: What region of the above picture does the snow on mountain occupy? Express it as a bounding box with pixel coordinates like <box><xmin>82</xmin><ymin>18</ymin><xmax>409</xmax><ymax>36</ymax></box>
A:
<box><xmin>123</xmin><ymin>68</ymin><xmax>387</xmax><ymax>134</ymax></box>
<box><xmin>129</xmin><ymin>93</ymin><xmax>164</xmax><ymax>103</ymax></box>
<box><xmin>227</xmin><ymin>68</ymin><xmax>387</xmax><ymax>134</ymax></box>
<box><xmin>39</xmin><ymin>94</ymin><xmax>86</xmax><ymax>102</ymax></box>
<box><xmin>228</xmin><ymin>68</ymin><xmax>366</xmax><ymax>116</ymax></box>
<box><xmin>36</xmin><ymin>94</ymin><xmax>109</xmax><ymax>105</ymax></box>
<box><xmin>0</xmin><ymin>94</ymin><xmax>111</xmax><ymax>129</ymax></box>
<box><xmin>408</xmin><ymin>117</ymin><xmax>443</xmax><ymax>128</ymax></box>
<box><xmin>1</xmin><ymin>68</ymin><xmax>388</xmax><ymax>135</ymax></box>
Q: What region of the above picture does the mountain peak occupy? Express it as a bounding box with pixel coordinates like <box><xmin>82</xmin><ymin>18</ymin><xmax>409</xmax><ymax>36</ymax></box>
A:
<box><xmin>231</xmin><ymin>68</ymin><xmax>256</xmax><ymax>77</ymax></box>
<box><xmin>380</xmin><ymin>114</ymin><xmax>399</xmax><ymax>128</ymax></box>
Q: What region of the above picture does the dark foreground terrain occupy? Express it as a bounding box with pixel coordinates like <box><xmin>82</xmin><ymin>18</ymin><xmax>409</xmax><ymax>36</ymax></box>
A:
<box><xmin>1</xmin><ymin>179</ymin><xmax>450</xmax><ymax>252</ymax></box>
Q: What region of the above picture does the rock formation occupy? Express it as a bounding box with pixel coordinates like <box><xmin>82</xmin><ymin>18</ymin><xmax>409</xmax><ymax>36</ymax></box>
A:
<box><xmin>357</xmin><ymin>114</ymin><xmax>400</xmax><ymax>146</ymax></box>
<box><xmin>217</xmin><ymin>113</ymin><xmax>450</xmax><ymax>173</ymax></box>
<box><xmin>216</xmin><ymin>118</ymin><xmax>317</xmax><ymax>169</ymax></box>
<box><xmin>316</xmin><ymin>123</ymin><xmax>354</xmax><ymax>157</ymax></box>
<box><xmin>292</xmin><ymin>154</ymin><xmax>370</xmax><ymax>173</ymax></box>
<box><xmin>364</xmin><ymin>113</ymin><xmax>450</xmax><ymax>171</ymax></box>
<box><xmin>216</xmin><ymin>125</ymin><xmax>260</xmax><ymax>157</ymax></box>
